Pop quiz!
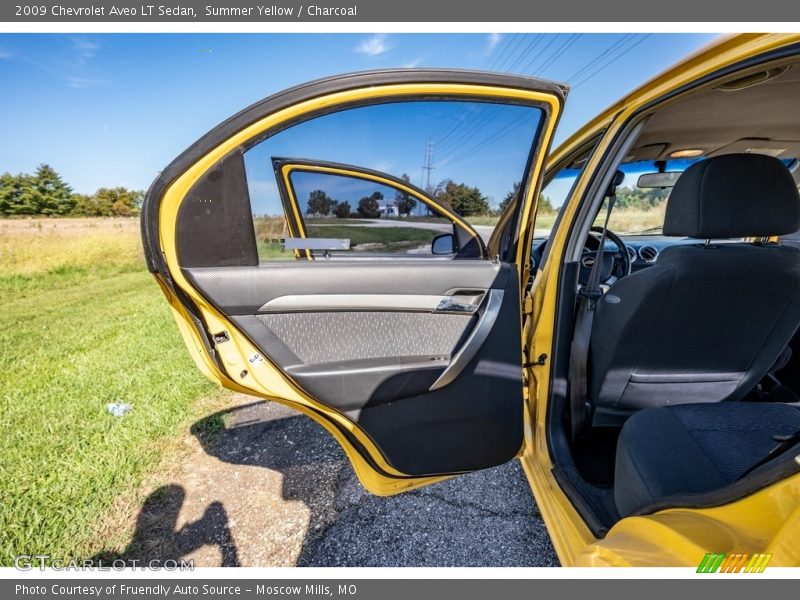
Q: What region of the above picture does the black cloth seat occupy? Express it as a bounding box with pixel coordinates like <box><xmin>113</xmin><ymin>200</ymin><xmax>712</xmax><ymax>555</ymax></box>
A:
<box><xmin>614</xmin><ymin>402</ymin><xmax>800</xmax><ymax>516</ymax></box>
<box><xmin>590</xmin><ymin>154</ymin><xmax>800</xmax><ymax>417</ymax></box>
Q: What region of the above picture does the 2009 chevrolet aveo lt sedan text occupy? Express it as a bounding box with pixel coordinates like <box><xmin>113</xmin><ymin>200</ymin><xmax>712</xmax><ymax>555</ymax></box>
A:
<box><xmin>141</xmin><ymin>33</ymin><xmax>800</xmax><ymax>566</ymax></box>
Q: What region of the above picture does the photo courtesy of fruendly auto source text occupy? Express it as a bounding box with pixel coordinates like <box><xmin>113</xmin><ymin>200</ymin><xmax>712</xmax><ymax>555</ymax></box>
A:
<box><xmin>2</xmin><ymin>0</ymin><xmax>800</xmax><ymax>595</ymax></box>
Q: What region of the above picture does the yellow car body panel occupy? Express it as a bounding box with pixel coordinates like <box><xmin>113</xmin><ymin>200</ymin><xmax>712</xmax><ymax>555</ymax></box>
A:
<box><xmin>522</xmin><ymin>32</ymin><xmax>800</xmax><ymax>566</ymax></box>
<box><xmin>575</xmin><ymin>473</ymin><xmax>800</xmax><ymax>566</ymax></box>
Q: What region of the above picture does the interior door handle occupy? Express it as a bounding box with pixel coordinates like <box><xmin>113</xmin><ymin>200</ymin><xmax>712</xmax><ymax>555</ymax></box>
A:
<box><xmin>429</xmin><ymin>288</ymin><xmax>504</xmax><ymax>391</ymax></box>
<box><xmin>434</xmin><ymin>292</ymin><xmax>484</xmax><ymax>313</ymax></box>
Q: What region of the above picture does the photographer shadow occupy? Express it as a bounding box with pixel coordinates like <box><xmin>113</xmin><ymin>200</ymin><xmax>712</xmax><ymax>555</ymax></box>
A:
<box><xmin>187</xmin><ymin>400</ymin><xmax>347</xmax><ymax>566</ymax></box>
<box><xmin>91</xmin><ymin>484</ymin><xmax>240</xmax><ymax>567</ymax></box>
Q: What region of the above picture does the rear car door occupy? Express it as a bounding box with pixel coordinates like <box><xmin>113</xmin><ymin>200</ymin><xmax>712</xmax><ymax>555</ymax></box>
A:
<box><xmin>142</xmin><ymin>70</ymin><xmax>566</xmax><ymax>495</ymax></box>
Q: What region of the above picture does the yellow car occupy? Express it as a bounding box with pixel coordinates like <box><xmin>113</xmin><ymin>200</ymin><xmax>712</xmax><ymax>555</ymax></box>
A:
<box><xmin>142</xmin><ymin>33</ymin><xmax>800</xmax><ymax>567</ymax></box>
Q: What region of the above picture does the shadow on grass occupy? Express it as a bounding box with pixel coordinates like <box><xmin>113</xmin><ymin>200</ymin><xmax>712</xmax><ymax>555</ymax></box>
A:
<box><xmin>189</xmin><ymin>401</ymin><xmax>345</xmax><ymax>566</ymax></box>
<box><xmin>91</xmin><ymin>484</ymin><xmax>240</xmax><ymax>567</ymax></box>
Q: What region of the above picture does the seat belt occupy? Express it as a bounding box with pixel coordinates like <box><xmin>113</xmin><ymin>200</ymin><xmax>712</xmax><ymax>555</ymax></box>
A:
<box><xmin>568</xmin><ymin>170</ymin><xmax>623</xmax><ymax>440</ymax></box>
<box><xmin>738</xmin><ymin>430</ymin><xmax>800</xmax><ymax>479</ymax></box>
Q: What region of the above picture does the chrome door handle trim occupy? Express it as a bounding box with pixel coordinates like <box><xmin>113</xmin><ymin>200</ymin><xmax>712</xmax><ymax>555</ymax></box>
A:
<box><xmin>259</xmin><ymin>294</ymin><xmax>443</xmax><ymax>313</ymax></box>
<box><xmin>434</xmin><ymin>293</ymin><xmax>484</xmax><ymax>313</ymax></box>
<box><xmin>429</xmin><ymin>288</ymin><xmax>504</xmax><ymax>391</ymax></box>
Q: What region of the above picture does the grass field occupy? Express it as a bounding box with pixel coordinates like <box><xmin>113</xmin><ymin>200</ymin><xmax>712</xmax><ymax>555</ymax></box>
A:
<box><xmin>0</xmin><ymin>218</ymin><xmax>225</xmax><ymax>563</ymax></box>
<box><xmin>307</xmin><ymin>224</ymin><xmax>434</xmax><ymax>252</ymax></box>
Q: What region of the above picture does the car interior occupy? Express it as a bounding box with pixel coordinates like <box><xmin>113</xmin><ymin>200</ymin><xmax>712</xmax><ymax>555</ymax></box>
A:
<box><xmin>544</xmin><ymin>58</ymin><xmax>800</xmax><ymax>534</ymax></box>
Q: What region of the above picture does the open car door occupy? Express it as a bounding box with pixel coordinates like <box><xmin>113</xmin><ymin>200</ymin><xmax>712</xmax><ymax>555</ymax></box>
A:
<box><xmin>141</xmin><ymin>70</ymin><xmax>566</xmax><ymax>495</ymax></box>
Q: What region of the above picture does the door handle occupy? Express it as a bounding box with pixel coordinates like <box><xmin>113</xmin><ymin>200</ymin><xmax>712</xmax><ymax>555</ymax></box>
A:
<box><xmin>434</xmin><ymin>292</ymin><xmax>485</xmax><ymax>313</ymax></box>
<box><xmin>429</xmin><ymin>288</ymin><xmax>504</xmax><ymax>391</ymax></box>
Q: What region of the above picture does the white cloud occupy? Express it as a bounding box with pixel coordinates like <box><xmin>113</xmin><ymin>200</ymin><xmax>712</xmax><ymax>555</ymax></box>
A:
<box><xmin>355</xmin><ymin>34</ymin><xmax>391</xmax><ymax>57</ymax></box>
<box><xmin>67</xmin><ymin>36</ymin><xmax>100</xmax><ymax>64</ymax></box>
<box><xmin>486</xmin><ymin>33</ymin><xmax>503</xmax><ymax>54</ymax></box>
<box><xmin>64</xmin><ymin>76</ymin><xmax>109</xmax><ymax>89</ymax></box>
<box><xmin>0</xmin><ymin>50</ymin><xmax>11</xmax><ymax>60</ymax></box>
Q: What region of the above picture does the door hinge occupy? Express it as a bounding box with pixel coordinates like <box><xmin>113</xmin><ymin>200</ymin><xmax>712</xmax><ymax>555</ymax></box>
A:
<box><xmin>523</xmin><ymin>353</ymin><xmax>548</xmax><ymax>368</ymax></box>
<box><xmin>523</xmin><ymin>295</ymin><xmax>534</xmax><ymax>315</ymax></box>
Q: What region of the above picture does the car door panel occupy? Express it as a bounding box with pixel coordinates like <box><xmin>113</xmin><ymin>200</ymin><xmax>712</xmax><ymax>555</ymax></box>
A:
<box><xmin>183</xmin><ymin>260</ymin><xmax>523</xmax><ymax>476</ymax></box>
<box><xmin>143</xmin><ymin>70</ymin><xmax>565</xmax><ymax>493</ymax></box>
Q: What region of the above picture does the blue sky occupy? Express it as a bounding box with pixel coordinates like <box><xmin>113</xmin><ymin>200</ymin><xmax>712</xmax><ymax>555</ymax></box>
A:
<box><xmin>0</xmin><ymin>33</ymin><xmax>718</xmax><ymax>197</ymax></box>
<box><xmin>244</xmin><ymin>99</ymin><xmax>542</xmax><ymax>213</ymax></box>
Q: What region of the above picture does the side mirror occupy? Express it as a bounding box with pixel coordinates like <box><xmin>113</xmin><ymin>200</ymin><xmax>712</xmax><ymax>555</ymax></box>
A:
<box><xmin>431</xmin><ymin>233</ymin><xmax>455</xmax><ymax>255</ymax></box>
<box><xmin>637</xmin><ymin>171</ymin><xmax>682</xmax><ymax>189</ymax></box>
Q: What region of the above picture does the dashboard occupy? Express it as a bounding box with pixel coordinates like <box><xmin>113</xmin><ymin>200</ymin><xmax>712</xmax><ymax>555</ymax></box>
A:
<box><xmin>531</xmin><ymin>234</ymin><xmax>741</xmax><ymax>274</ymax></box>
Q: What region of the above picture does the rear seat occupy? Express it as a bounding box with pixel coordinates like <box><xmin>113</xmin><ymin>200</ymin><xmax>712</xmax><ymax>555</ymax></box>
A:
<box><xmin>614</xmin><ymin>402</ymin><xmax>800</xmax><ymax>516</ymax></box>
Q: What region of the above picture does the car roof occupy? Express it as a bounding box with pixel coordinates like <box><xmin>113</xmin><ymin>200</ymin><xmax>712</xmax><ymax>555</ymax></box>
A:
<box><xmin>550</xmin><ymin>34</ymin><xmax>800</xmax><ymax>163</ymax></box>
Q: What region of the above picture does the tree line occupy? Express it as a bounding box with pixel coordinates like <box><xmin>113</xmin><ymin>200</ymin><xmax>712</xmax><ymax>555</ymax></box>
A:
<box><xmin>0</xmin><ymin>165</ymin><xmax>143</xmax><ymax>217</ymax></box>
<box><xmin>305</xmin><ymin>173</ymin><xmax>420</xmax><ymax>219</ymax></box>
<box><xmin>614</xmin><ymin>185</ymin><xmax>670</xmax><ymax>210</ymax></box>
<box><xmin>498</xmin><ymin>181</ymin><xmax>556</xmax><ymax>216</ymax></box>
<box><xmin>305</xmin><ymin>174</ymin><xmax>520</xmax><ymax>219</ymax></box>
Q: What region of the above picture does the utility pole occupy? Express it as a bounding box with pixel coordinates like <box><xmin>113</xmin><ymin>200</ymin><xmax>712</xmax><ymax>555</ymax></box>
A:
<box><xmin>422</xmin><ymin>138</ymin><xmax>435</xmax><ymax>193</ymax></box>
<box><xmin>421</xmin><ymin>138</ymin><xmax>435</xmax><ymax>216</ymax></box>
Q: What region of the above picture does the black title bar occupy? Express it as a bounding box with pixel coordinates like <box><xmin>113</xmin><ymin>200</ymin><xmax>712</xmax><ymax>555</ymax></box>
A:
<box><xmin>4</xmin><ymin>0</ymin><xmax>800</xmax><ymax>22</ymax></box>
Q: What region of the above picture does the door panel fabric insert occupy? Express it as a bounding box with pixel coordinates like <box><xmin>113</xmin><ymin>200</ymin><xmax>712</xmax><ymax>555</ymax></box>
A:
<box><xmin>255</xmin><ymin>312</ymin><xmax>474</xmax><ymax>365</ymax></box>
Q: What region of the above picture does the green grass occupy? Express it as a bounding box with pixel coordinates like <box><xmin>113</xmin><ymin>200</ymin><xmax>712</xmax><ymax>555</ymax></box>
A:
<box><xmin>257</xmin><ymin>241</ymin><xmax>295</xmax><ymax>260</ymax></box>
<box><xmin>465</xmin><ymin>215</ymin><xmax>501</xmax><ymax>227</ymax></box>
<box><xmin>0</xmin><ymin>219</ymin><xmax>222</xmax><ymax>564</ymax></box>
<box><xmin>307</xmin><ymin>224</ymin><xmax>434</xmax><ymax>252</ymax></box>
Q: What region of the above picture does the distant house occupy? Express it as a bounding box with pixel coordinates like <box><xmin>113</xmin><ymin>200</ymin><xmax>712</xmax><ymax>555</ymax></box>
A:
<box><xmin>377</xmin><ymin>200</ymin><xmax>398</xmax><ymax>218</ymax></box>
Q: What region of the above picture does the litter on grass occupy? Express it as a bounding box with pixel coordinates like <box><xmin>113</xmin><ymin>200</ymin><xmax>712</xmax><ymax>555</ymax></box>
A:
<box><xmin>106</xmin><ymin>402</ymin><xmax>133</xmax><ymax>417</ymax></box>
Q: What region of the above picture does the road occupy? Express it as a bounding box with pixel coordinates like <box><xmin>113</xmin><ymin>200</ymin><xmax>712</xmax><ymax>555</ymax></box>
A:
<box><xmin>102</xmin><ymin>395</ymin><xmax>558</xmax><ymax>567</ymax></box>
<box><xmin>313</xmin><ymin>218</ymin><xmax>496</xmax><ymax>243</ymax></box>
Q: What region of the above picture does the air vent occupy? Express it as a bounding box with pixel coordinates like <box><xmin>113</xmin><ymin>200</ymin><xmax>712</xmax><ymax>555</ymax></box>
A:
<box><xmin>626</xmin><ymin>246</ymin><xmax>637</xmax><ymax>262</ymax></box>
<box><xmin>638</xmin><ymin>245</ymin><xmax>659</xmax><ymax>263</ymax></box>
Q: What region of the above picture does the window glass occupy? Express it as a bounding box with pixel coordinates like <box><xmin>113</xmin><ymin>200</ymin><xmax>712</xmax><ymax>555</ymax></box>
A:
<box><xmin>592</xmin><ymin>156</ymin><xmax>799</xmax><ymax>235</ymax></box>
<box><xmin>289</xmin><ymin>170</ymin><xmax>454</xmax><ymax>255</ymax></box>
<box><xmin>242</xmin><ymin>99</ymin><xmax>544</xmax><ymax>260</ymax></box>
<box><xmin>537</xmin><ymin>166</ymin><xmax>583</xmax><ymax>237</ymax></box>
<box><xmin>591</xmin><ymin>158</ymin><xmax>704</xmax><ymax>235</ymax></box>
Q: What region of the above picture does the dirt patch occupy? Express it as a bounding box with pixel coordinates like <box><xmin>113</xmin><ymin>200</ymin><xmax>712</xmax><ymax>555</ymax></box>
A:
<box><xmin>92</xmin><ymin>394</ymin><xmax>558</xmax><ymax>567</ymax></box>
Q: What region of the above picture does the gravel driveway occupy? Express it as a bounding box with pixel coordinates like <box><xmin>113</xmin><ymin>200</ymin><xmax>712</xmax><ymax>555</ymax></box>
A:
<box><xmin>100</xmin><ymin>394</ymin><xmax>558</xmax><ymax>567</ymax></box>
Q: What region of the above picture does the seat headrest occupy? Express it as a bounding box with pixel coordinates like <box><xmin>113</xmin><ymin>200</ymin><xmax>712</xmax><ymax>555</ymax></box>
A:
<box><xmin>662</xmin><ymin>153</ymin><xmax>800</xmax><ymax>238</ymax></box>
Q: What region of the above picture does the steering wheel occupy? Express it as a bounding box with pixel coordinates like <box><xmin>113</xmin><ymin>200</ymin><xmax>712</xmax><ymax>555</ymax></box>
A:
<box><xmin>578</xmin><ymin>226</ymin><xmax>631</xmax><ymax>287</ymax></box>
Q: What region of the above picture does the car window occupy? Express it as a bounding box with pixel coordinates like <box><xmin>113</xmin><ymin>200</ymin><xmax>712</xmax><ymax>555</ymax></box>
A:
<box><xmin>286</xmin><ymin>169</ymin><xmax>457</xmax><ymax>255</ymax></box>
<box><xmin>592</xmin><ymin>157</ymin><xmax>703</xmax><ymax>235</ymax></box>
<box><xmin>240</xmin><ymin>99</ymin><xmax>545</xmax><ymax>261</ymax></box>
<box><xmin>537</xmin><ymin>165</ymin><xmax>584</xmax><ymax>237</ymax></box>
<box><xmin>588</xmin><ymin>156</ymin><xmax>796</xmax><ymax>235</ymax></box>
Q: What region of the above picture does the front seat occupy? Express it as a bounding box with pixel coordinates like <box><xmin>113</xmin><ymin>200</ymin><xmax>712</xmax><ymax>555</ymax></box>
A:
<box><xmin>613</xmin><ymin>401</ymin><xmax>800</xmax><ymax>516</ymax></box>
<box><xmin>590</xmin><ymin>153</ymin><xmax>800</xmax><ymax>419</ymax></box>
